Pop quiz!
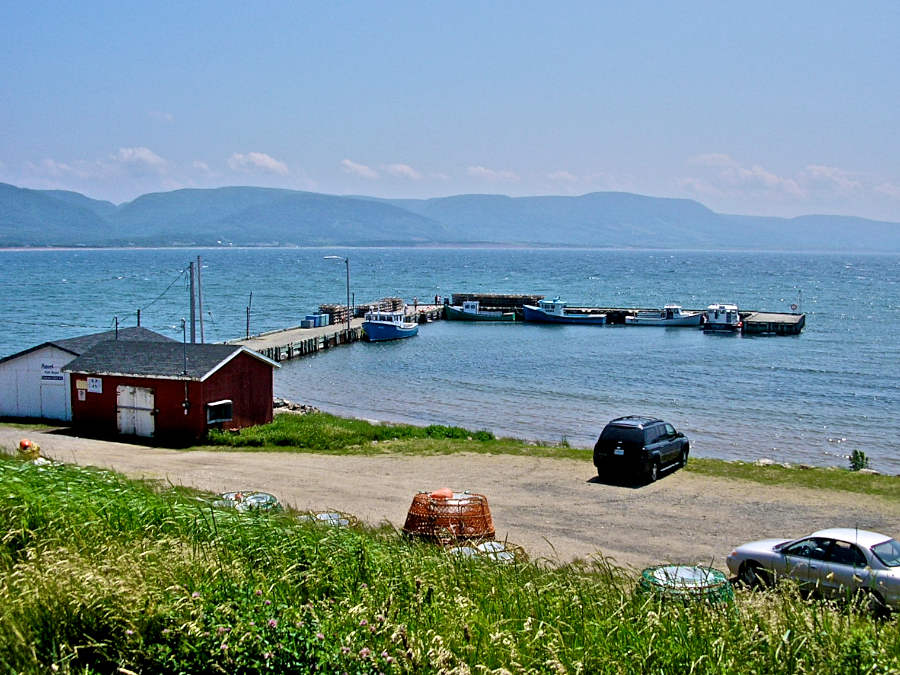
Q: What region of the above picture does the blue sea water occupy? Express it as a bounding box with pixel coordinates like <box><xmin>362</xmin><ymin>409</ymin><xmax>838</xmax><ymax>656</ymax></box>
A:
<box><xmin>1</xmin><ymin>247</ymin><xmax>898</xmax><ymax>471</ymax></box>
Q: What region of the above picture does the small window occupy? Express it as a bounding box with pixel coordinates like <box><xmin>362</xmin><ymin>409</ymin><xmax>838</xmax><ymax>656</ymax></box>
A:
<box><xmin>207</xmin><ymin>400</ymin><xmax>233</xmax><ymax>424</ymax></box>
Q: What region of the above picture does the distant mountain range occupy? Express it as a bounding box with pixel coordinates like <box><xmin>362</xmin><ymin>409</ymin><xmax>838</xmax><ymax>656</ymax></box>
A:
<box><xmin>1</xmin><ymin>181</ymin><xmax>898</xmax><ymax>252</ymax></box>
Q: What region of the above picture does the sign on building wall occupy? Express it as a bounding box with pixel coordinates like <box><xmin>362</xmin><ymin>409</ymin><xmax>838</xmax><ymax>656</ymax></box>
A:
<box><xmin>41</xmin><ymin>363</ymin><xmax>64</xmax><ymax>383</ymax></box>
<box><xmin>87</xmin><ymin>377</ymin><xmax>102</xmax><ymax>394</ymax></box>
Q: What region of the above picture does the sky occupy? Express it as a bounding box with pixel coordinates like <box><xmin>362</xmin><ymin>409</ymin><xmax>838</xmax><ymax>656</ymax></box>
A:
<box><xmin>1</xmin><ymin>2</ymin><xmax>899</xmax><ymax>221</ymax></box>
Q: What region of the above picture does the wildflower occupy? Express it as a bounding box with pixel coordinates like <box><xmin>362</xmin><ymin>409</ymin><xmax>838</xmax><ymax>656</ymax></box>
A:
<box><xmin>376</xmin><ymin>615</ymin><xmax>385</xmax><ymax>623</ymax></box>
<box><xmin>268</xmin><ymin>619</ymin><xmax>278</xmax><ymax>628</ymax></box>
<box><xmin>192</xmin><ymin>591</ymin><xmax>200</xmax><ymax>598</ymax></box>
<box><xmin>220</xmin><ymin>644</ymin><xmax>228</xmax><ymax>651</ymax></box>
<box><xmin>381</xmin><ymin>651</ymin><xmax>389</xmax><ymax>659</ymax></box>
<box><xmin>249</xmin><ymin>621</ymin><xmax>255</xmax><ymax>626</ymax></box>
<box><xmin>342</xmin><ymin>647</ymin><xmax>351</xmax><ymax>654</ymax></box>
<box><xmin>256</xmin><ymin>589</ymin><xmax>263</xmax><ymax>596</ymax></box>
<box><xmin>264</xmin><ymin>652</ymin><xmax>273</xmax><ymax>660</ymax></box>
<box><xmin>360</xmin><ymin>647</ymin><xmax>371</xmax><ymax>658</ymax></box>
<box><xmin>265</xmin><ymin>599</ymin><xmax>272</xmax><ymax>605</ymax></box>
<box><xmin>316</xmin><ymin>632</ymin><xmax>325</xmax><ymax>640</ymax></box>
<box><xmin>360</xmin><ymin>619</ymin><xmax>368</xmax><ymax>627</ymax></box>
<box><xmin>162</xmin><ymin>629</ymin><xmax>171</xmax><ymax>635</ymax></box>
<box><xmin>217</xmin><ymin>627</ymin><xmax>228</xmax><ymax>635</ymax></box>
<box><xmin>361</xmin><ymin>583</ymin><xmax>368</xmax><ymax>589</ymax></box>
<box><xmin>125</xmin><ymin>630</ymin><xmax>134</xmax><ymax>636</ymax></box>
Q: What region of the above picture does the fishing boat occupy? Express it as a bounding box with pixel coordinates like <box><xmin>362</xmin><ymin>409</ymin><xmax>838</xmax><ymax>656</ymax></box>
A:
<box><xmin>625</xmin><ymin>304</ymin><xmax>703</xmax><ymax>327</ymax></box>
<box><xmin>362</xmin><ymin>308</ymin><xmax>419</xmax><ymax>341</ymax></box>
<box><xmin>445</xmin><ymin>300</ymin><xmax>516</xmax><ymax>322</ymax></box>
<box><xmin>702</xmin><ymin>303</ymin><xmax>742</xmax><ymax>332</ymax></box>
<box><xmin>521</xmin><ymin>297</ymin><xmax>607</xmax><ymax>325</ymax></box>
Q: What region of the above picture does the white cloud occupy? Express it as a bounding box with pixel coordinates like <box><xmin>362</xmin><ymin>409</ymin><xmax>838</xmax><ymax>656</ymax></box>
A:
<box><xmin>800</xmin><ymin>165</ymin><xmax>863</xmax><ymax>198</ymax></box>
<box><xmin>874</xmin><ymin>182</ymin><xmax>900</xmax><ymax>199</ymax></box>
<box><xmin>228</xmin><ymin>152</ymin><xmax>289</xmax><ymax>175</ymax></box>
<box><xmin>681</xmin><ymin>153</ymin><xmax>802</xmax><ymax>200</ymax></box>
<box><xmin>147</xmin><ymin>110</ymin><xmax>173</xmax><ymax>122</ymax></box>
<box><xmin>467</xmin><ymin>165</ymin><xmax>520</xmax><ymax>182</ymax></box>
<box><xmin>341</xmin><ymin>159</ymin><xmax>379</xmax><ymax>179</ymax></box>
<box><xmin>386</xmin><ymin>163</ymin><xmax>423</xmax><ymax>180</ymax></box>
<box><xmin>112</xmin><ymin>147</ymin><xmax>169</xmax><ymax>176</ymax></box>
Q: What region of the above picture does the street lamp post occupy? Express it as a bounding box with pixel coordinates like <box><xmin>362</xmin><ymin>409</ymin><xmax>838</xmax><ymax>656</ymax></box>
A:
<box><xmin>323</xmin><ymin>256</ymin><xmax>351</xmax><ymax>335</ymax></box>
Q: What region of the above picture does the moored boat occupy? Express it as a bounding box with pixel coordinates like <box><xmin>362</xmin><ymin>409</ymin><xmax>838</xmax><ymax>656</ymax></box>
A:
<box><xmin>445</xmin><ymin>300</ymin><xmax>516</xmax><ymax>322</ymax></box>
<box><xmin>625</xmin><ymin>304</ymin><xmax>702</xmax><ymax>327</ymax></box>
<box><xmin>703</xmin><ymin>303</ymin><xmax>742</xmax><ymax>332</ymax></box>
<box><xmin>362</xmin><ymin>308</ymin><xmax>419</xmax><ymax>341</ymax></box>
<box><xmin>521</xmin><ymin>297</ymin><xmax>607</xmax><ymax>325</ymax></box>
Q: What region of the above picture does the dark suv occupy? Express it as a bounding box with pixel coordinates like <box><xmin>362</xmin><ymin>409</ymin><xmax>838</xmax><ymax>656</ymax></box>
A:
<box><xmin>593</xmin><ymin>416</ymin><xmax>690</xmax><ymax>483</ymax></box>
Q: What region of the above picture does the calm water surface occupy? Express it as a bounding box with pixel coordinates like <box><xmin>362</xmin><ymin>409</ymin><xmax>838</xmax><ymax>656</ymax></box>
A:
<box><xmin>2</xmin><ymin>248</ymin><xmax>897</xmax><ymax>471</ymax></box>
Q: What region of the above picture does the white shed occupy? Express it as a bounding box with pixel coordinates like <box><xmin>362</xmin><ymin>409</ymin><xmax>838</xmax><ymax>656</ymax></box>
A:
<box><xmin>0</xmin><ymin>327</ymin><xmax>175</xmax><ymax>421</ymax></box>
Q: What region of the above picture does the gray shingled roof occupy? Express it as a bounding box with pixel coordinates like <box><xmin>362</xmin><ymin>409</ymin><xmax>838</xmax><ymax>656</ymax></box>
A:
<box><xmin>63</xmin><ymin>341</ymin><xmax>277</xmax><ymax>381</ymax></box>
<box><xmin>0</xmin><ymin>326</ymin><xmax>176</xmax><ymax>364</ymax></box>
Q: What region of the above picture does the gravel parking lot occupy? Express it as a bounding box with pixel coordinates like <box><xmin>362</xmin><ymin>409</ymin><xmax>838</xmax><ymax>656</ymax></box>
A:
<box><xmin>3</xmin><ymin>427</ymin><xmax>899</xmax><ymax>573</ymax></box>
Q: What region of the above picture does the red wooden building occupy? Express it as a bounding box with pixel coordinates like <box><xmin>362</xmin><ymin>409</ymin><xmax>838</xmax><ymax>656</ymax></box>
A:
<box><xmin>63</xmin><ymin>341</ymin><xmax>279</xmax><ymax>443</ymax></box>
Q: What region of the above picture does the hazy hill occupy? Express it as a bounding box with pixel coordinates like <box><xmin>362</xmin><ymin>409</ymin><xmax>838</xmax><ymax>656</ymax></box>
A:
<box><xmin>2</xmin><ymin>181</ymin><xmax>899</xmax><ymax>251</ymax></box>
<box><xmin>0</xmin><ymin>183</ymin><xmax>115</xmax><ymax>246</ymax></box>
<box><xmin>381</xmin><ymin>192</ymin><xmax>726</xmax><ymax>248</ymax></box>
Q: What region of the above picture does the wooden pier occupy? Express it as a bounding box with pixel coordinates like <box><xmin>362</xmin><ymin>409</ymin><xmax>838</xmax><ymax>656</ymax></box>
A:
<box><xmin>231</xmin><ymin>294</ymin><xmax>805</xmax><ymax>363</ymax></box>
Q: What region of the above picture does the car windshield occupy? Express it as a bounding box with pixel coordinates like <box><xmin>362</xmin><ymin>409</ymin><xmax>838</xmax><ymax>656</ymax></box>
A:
<box><xmin>871</xmin><ymin>539</ymin><xmax>900</xmax><ymax>567</ymax></box>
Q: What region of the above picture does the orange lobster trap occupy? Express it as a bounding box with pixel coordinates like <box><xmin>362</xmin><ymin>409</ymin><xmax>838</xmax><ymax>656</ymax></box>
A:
<box><xmin>401</xmin><ymin>489</ymin><xmax>495</xmax><ymax>543</ymax></box>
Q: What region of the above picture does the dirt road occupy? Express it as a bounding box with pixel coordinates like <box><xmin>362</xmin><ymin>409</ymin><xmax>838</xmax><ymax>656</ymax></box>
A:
<box><xmin>3</xmin><ymin>427</ymin><xmax>898</xmax><ymax>572</ymax></box>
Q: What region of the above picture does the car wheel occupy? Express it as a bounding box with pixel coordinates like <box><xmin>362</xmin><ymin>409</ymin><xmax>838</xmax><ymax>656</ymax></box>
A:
<box><xmin>857</xmin><ymin>589</ymin><xmax>890</xmax><ymax>619</ymax></box>
<box><xmin>738</xmin><ymin>562</ymin><xmax>765</xmax><ymax>588</ymax></box>
<box><xmin>678</xmin><ymin>449</ymin><xmax>689</xmax><ymax>469</ymax></box>
<box><xmin>647</xmin><ymin>461</ymin><xmax>660</xmax><ymax>483</ymax></box>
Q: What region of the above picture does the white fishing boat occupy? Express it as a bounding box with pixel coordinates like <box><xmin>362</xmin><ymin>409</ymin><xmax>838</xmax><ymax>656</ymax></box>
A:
<box><xmin>625</xmin><ymin>304</ymin><xmax>703</xmax><ymax>327</ymax></box>
<box><xmin>703</xmin><ymin>303</ymin><xmax>742</xmax><ymax>332</ymax></box>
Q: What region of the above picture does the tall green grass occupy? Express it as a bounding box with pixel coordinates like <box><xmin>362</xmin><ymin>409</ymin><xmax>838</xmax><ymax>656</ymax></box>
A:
<box><xmin>2</xmin><ymin>454</ymin><xmax>899</xmax><ymax>674</ymax></box>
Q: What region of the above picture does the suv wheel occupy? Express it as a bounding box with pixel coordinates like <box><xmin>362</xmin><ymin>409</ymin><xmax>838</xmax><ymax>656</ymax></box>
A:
<box><xmin>647</xmin><ymin>461</ymin><xmax>660</xmax><ymax>483</ymax></box>
<box><xmin>678</xmin><ymin>449</ymin><xmax>689</xmax><ymax>469</ymax></box>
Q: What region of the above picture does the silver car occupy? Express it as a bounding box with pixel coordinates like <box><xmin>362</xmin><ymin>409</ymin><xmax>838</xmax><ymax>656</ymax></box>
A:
<box><xmin>726</xmin><ymin>528</ymin><xmax>900</xmax><ymax>613</ymax></box>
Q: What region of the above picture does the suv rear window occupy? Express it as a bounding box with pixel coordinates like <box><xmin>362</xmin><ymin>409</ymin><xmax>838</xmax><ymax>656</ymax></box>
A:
<box><xmin>599</xmin><ymin>426</ymin><xmax>644</xmax><ymax>446</ymax></box>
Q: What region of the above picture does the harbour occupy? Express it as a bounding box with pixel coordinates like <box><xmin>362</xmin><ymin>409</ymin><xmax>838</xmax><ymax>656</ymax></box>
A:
<box><xmin>233</xmin><ymin>293</ymin><xmax>805</xmax><ymax>363</ymax></box>
<box><xmin>0</xmin><ymin>247</ymin><xmax>896</xmax><ymax>472</ymax></box>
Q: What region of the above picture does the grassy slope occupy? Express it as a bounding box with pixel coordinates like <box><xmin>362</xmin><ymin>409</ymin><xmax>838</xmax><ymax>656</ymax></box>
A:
<box><xmin>2</xmin><ymin>454</ymin><xmax>898</xmax><ymax>674</ymax></box>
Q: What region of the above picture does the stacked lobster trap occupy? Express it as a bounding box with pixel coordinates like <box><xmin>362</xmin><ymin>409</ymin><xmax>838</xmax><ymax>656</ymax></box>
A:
<box><xmin>401</xmin><ymin>488</ymin><xmax>495</xmax><ymax>544</ymax></box>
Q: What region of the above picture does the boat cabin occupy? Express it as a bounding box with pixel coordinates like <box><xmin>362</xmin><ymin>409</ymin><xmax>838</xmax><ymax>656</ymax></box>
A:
<box><xmin>704</xmin><ymin>304</ymin><xmax>742</xmax><ymax>331</ymax></box>
<box><xmin>537</xmin><ymin>297</ymin><xmax>569</xmax><ymax>317</ymax></box>
<box><xmin>364</xmin><ymin>309</ymin><xmax>406</xmax><ymax>324</ymax></box>
<box><xmin>462</xmin><ymin>301</ymin><xmax>481</xmax><ymax>314</ymax></box>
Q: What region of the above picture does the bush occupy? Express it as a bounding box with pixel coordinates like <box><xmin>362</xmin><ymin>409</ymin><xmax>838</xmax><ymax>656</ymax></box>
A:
<box><xmin>849</xmin><ymin>450</ymin><xmax>870</xmax><ymax>472</ymax></box>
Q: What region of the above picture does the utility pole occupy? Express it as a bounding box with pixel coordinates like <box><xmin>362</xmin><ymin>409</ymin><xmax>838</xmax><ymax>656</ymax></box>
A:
<box><xmin>197</xmin><ymin>255</ymin><xmax>205</xmax><ymax>344</ymax></box>
<box><xmin>137</xmin><ymin>308</ymin><xmax>141</xmax><ymax>327</ymax></box>
<box><xmin>189</xmin><ymin>261</ymin><xmax>197</xmax><ymax>343</ymax></box>
<box><xmin>246</xmin><ymin>292</ymin><xmax>253</xmax><ymax>339</ymax></box>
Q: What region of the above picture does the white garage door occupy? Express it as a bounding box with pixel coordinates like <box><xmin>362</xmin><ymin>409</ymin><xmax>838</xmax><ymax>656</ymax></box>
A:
<box><xmin>116</xmin><ymin>385</ymin><xmax>155</xmax><ymax>437</ymax></box>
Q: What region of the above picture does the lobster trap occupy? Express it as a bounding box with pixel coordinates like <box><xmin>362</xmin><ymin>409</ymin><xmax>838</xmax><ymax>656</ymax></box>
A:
<box><xmin>401</xmin><ymin>491</ymin><xmax>495</xmax><ymax>543</ymax></box>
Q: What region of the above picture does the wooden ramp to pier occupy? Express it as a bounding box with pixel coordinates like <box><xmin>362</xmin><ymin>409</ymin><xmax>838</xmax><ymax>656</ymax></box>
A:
<box><xmin>231</xmin><ymin>305</ymin><xmax>443</xmax><ymax>363</ymax></box>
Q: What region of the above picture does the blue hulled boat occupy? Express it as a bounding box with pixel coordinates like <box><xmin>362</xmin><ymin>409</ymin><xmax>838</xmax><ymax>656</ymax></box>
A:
<box><xmin>362</xmin><ymin>308</ymin><xmax>419</xmax><ymax>341</ymax></box>
<box><xmin>521</xmin><ymin>297</ymin><xmax>607</xmax><ymax>325</ymax></box>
